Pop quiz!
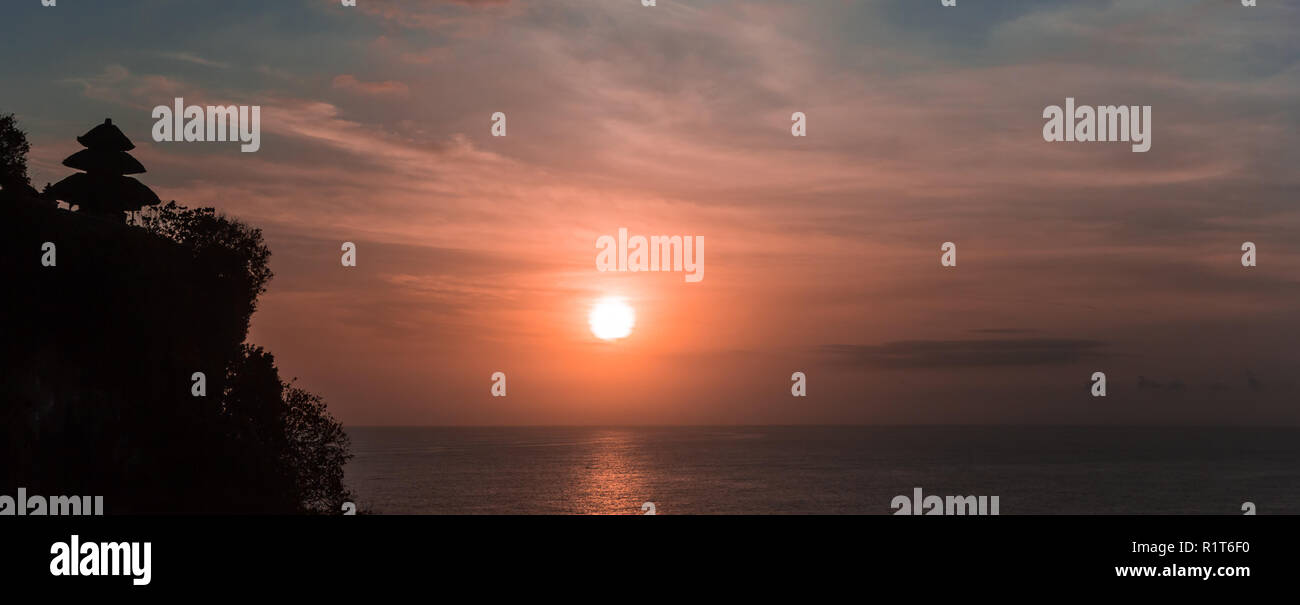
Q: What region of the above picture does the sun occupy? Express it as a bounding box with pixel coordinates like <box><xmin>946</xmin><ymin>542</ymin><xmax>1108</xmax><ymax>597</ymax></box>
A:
<box><xmin>589</xmin><ymin>297</ymin><xmax>635</xmax><ymax>341</ymax></box>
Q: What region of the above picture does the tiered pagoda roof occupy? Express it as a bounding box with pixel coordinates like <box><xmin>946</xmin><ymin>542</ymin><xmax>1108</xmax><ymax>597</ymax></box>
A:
<box><xmin>47</xmin><ymin>118</ymin><xmax>160</xmax><ymax>220</ymax></box>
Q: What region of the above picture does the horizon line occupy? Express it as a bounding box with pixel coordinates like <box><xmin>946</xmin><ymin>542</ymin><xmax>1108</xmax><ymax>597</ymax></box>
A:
<box><xmin>342</xmin><ymin>423</ymin><xmax>1300</xmax><ymax>429</ymax></box>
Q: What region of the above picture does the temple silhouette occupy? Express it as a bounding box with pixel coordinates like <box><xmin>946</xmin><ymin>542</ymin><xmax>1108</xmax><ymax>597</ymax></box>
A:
<box><xmin>46</xmin><ymin>118</ymin><xmax>160</xmax><ymax>221</ymax></box>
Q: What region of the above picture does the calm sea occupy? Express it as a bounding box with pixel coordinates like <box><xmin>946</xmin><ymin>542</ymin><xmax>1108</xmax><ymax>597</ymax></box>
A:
<box><xmin>343</xmin><ymin>426</ymin><xmax>1300</xmax><ymax>514</ymax></box>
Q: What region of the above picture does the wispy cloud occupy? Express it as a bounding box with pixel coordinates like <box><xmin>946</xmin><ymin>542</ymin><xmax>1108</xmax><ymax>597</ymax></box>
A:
<box><xmin>331</xmin><ymin>75</ymin><xmax>410</xmax><ymax>97</ymax></box>
<box><xmin>157</xmin><ymin>51</ymin><xmax>231</xmax><ymax>70</ymax></box>
<box><xmin>822</xmin><ymin>339</ymin><xmax>1111</xmax><ymax>369</ymax></box>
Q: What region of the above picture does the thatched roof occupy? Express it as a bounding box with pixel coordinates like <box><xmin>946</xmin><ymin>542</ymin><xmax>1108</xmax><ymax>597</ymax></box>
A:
<box><xmin>76</xmin><ymin>118</ymin><xmax>135</xmax><ymax>152</ymax></box>
<box><xmin>47</xmin><ymin>172</ymin><xmax>161</xmax><ymax>212</ymax></box>
<box><xmin>62</xmin><ymin>148</ymin><xmax>146</xmax><ymax>175</ymax></box>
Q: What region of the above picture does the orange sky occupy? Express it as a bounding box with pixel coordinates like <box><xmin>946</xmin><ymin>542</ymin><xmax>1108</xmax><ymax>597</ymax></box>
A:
<box><xmin>6</xmin><ymin>0</ymin><xmax>1299</xmax><ymax>425</ymax></box>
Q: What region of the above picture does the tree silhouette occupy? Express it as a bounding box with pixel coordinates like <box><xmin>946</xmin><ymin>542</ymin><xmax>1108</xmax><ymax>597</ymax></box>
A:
<box><xmin>135</xmin><ymin>201</ymin><xmax>274</xmax><ymax>345</ymax></box>
<box><xmin>0</xmin><ymin>113</ymin><xmax>32</xmax><ymax>192</ymax></box>
<box><xmin>135</xmin><ymin>203</ymin><xmax>352</xmax><ymax>513</ymax></box>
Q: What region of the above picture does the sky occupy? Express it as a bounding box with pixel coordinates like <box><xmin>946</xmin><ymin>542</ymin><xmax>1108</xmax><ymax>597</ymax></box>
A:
<box><xmin>2</xmin><ymin>0</ymin><xmax>1298</xmax><ymax>425</ymax></box>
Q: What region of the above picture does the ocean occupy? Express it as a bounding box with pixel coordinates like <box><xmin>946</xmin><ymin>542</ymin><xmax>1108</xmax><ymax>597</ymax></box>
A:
<box><xmin>343</xmin><ymin>426</ymin><xmax>1300</xmax><ymax>515</ymax></box>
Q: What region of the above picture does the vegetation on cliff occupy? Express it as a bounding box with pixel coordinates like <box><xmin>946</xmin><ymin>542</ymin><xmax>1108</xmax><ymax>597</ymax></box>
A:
<box><xmin>1</xmin><ymin>115</ymin><xmax>352</xmax><ymax>514</ymax></box>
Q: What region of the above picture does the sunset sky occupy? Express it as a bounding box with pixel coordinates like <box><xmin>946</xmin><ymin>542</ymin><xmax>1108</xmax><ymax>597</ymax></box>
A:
<box><xmin>3</xmin><ymin>0</ymin><xmax>1298</xmax><ymax>425</ymax></box>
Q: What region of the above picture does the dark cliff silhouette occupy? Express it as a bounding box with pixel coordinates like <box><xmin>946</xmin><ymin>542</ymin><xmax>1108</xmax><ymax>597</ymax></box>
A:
<box><xmin>1</xmin><ymin>116</ymin><xmax>352</xmax><ymax>513</ymax></box>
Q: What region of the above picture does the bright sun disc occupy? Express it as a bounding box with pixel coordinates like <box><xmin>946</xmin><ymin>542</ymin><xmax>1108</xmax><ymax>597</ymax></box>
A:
<box><xmin>589</xmin><ymin>298</ymin><xmax>635</xmax><ymax>340</ymax></box>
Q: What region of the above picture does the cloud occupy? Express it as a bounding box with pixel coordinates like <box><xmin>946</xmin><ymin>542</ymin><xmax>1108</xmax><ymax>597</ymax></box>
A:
<box><xmin>60</xmin><ymin>64</ymin><xmax>191</xmax><ymax>109</ymax></box>
<box><xmin>330</xmin><ymin>75</ymin><xmax>410</xmax><ymax>97</ymax></box>
<box><xmin>356</xmin><ymin>0</ymin><xmax>523</xmax><ymax>35</ymax></box>
<box><xmin>822</xmin><ymin>338</ymin><xmax>1110</xmax><ymax>369</ymax></box>
<box><xmin>156</xmin><ymin>52</ymin><xmax>230</xmax><ymax>70</ymax></box>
